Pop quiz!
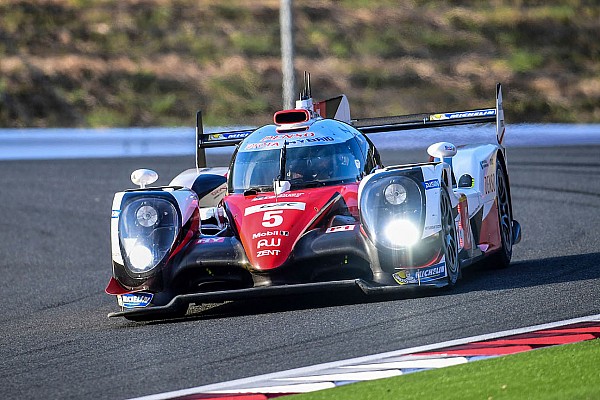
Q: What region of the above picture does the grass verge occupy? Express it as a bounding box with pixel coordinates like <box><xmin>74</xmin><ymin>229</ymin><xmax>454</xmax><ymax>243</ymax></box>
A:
<box><xmin>291</xmin><ymin>339</ymin><xmax>600</xmax><ymax>400</ymax></box>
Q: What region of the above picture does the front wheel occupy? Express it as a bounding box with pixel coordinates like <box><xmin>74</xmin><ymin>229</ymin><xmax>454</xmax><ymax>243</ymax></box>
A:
<box><xmin>489</xmin><ymin>163</ymin><xmax>513</xmax><ymax>268</ymax></box>
<box><xmin>440</xmin><ymin>186</ymin><xmax>460</xmax><ymax>285</ymax></box>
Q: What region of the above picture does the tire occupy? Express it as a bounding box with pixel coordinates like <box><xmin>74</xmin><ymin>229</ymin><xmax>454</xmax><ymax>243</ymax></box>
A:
<box><xmin>489</xmin><ymin>162</ymin><xmax>513</xmax><ymax>268</ymax></box>
<box><xmin>440</xmin><ymin>185</ymin><xmax>460</xmax><ymax>285</ymax></box>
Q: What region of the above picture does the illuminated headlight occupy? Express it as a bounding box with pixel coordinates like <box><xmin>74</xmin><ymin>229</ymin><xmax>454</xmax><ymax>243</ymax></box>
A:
<box><xmin>384</xmin><ymin>183</ymin><xmax>407</xmax><ymax>205</ymax></box>
<box><xmin>136</xmin><ymin>205</ymin><xmax>158</xmax><ymax>227</ymax></box>
<box><xmin>384</xmin><ymin>219</ymin><xmax>420</xmax><ymax>247</ymax></box>
<box><xmin>128</xmin><ymin>245</ymin><xmax>154</xmax><ymax>271</ymax></box>
<box><xmin>359</xmin><ymin>172</ymin><xmax>424</xmax><ymax>250</ymax></box>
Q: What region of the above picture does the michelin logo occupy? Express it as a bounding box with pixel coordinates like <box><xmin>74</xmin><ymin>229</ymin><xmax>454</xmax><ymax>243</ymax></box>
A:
<box><xmin>430</xmin><ymin>109</ymin><xmax>496</xmax><ymax>121</ymax></box>
<box><xmin>423</xmin><ymin>179</ymin><xmax>440</xmax><ymax>190</ymax></box>
<box><xmin>393</xmin><ymin>262</ymin><xmax>447</xmax><ymax>285</ymax></box>
<box><xmin>118</xmin><ymin>293</ymin><xmax>153</xmax><ymax>308</ymax></box>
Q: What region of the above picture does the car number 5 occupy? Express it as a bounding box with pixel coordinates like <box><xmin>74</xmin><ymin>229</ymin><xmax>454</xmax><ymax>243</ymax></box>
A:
<box><xmin>262</xmin><ymin>210</ymin><xmax>284</xmax><ymax>227</ymax></box>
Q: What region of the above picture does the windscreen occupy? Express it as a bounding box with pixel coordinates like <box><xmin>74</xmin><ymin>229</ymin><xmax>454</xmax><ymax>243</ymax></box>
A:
<box><xmin>229</xmin><ymin>138</ymin><xmax>365</xmax><ymax>193</ymax></box>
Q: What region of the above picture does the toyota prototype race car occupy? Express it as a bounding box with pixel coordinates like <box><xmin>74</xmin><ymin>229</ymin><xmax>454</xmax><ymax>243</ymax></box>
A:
<box><xmin>106</xmin><ymin>74</ymin><xmax>522</xmax><ymax>321</ymax></box>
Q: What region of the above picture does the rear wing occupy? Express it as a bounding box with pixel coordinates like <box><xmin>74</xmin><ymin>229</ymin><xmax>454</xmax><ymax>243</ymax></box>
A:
<box><xmin>353</xmin><ymin>83</ymin><xmax>505</xmax><ymax>141</ymax></box>
<box><xmin>195</xmin><ymin>84</ymin><xmax>505</xmax><ymax>168</ymax></box>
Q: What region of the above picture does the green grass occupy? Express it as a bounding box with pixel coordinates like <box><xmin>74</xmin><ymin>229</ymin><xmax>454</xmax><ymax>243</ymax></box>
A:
<box><xmin>291</xmin><ymin>339</ymin><xmax>600</xmax><ymax>400</ymax></box>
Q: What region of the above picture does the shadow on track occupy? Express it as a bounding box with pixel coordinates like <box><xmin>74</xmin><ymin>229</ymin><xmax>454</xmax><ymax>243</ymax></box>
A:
<box><xmin>126</xmin><ymin>252</ymin><xmax>600</xmax><ymax>326</ymax></box>
<box><xmin>457</xmin><ymin>251</ymin><xmax>600</xmax><ymax>293</ymax></box>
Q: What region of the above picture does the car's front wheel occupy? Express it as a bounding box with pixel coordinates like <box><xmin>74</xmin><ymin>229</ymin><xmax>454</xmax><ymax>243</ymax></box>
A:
<box><xmin>440</xmin><ymin>185</ymin><xmax>460</xmax><ymax>285</ymax></box>
<box><xmin>489</xmin><ymin>162</ymin><xmax>513</xmax><ymax>268</ymax></box>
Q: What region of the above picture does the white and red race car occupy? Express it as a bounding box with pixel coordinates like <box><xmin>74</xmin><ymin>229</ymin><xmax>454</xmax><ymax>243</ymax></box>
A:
<box><xmin>106</xmin><ymin>74</ymin><xmax>521</xmax><ymax>320</ymax></box>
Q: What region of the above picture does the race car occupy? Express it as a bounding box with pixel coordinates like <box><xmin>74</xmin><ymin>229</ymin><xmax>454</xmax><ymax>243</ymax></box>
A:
<box><xmin>106</xmin><ymin>74</ymin><xmax>521</xmax><ymax>320</ymax></box>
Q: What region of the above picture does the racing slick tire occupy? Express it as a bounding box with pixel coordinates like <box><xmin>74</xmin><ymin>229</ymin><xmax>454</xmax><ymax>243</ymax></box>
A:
<box><xmin>489</xmin><ymin>162</ymin><xmax>513</xmax><ymax>269</ymax></box>
<box><xmin>440</xmin><ymin>185</ymin><xmax>460</xmax><ymax>286</ymax></box>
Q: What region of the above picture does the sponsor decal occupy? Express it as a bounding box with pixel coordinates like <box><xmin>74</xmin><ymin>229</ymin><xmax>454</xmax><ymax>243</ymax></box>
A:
<box><xmin>210</xmin><ymin>132</ymin><xmax>250</xmax><ymax>141</ymax></box>
<box><xmin>480</xmin><ymin>160</ymin><xmax>489</xmax><ymax>169</ymax></box>
<box><xmin>393</xmin><ymin>262</ymin><xmax>447</xmax><ymax>285</ymax></box>
<box><xmin>430</xmin><ymin>109</ymin><xmax>496</xmax><ymax>121</ymax></box>
<box><xmin>392</xmin><ymin>270</ymin><xmax>415</xmax><ymax>285</ymax></box>
<box><xmin>209</xmin><ymin>186</ymin><xmax>227</xmax><ymax>197</ymax></box>
<box><xmin>456</xmin><ymin>202</ymin><xmax>466</xmax><ymax>250</ymax></box>
<box><xmin>445</xmin><ymin>145</ymin><xmax>455</xmax><ymax>151</ymax></box>
<box><xmin>484</xmin><ymin>172</ymin><xmax>496</xmax><ymax>195</ymax></box>
<box><xmin>257</xmin><ymin>238</ymin><xmax>281</xmax><ymax>249</ymax></box>
<box><xmin>423</xmin><ymin>179</ymin><xmax>440</xmax><ymax>190</ymax></box>
<box><xmin>415</xmin><ymin>263</ymin><xmax>447</xmax><ymax>279</ymax></box>
<box><xmin>252</xmin><ymin>230</ymin><xmax>289</xmax><ymax>239</ymax></box>
<box><xmin>456</xmin><ymin>219</ymin><xmax>465</xmax><ymax>249</ymax></box>
<box><xmin>245</xmin><ymin>137</ymin><xmax>335</xmax><ymax>150</ymax></box>
<box><xmin>257</xmin><ymin>249</ymin><xmax>281</xmax><ymax>257</ymax></box>
<box><xmin>244</xmin><ymin>202</ymin><xmax>306</xmax><ymax>216</ymax></box>
<box><xmin>197</xmin><ymin>237</ymin><xmax>226</xmax><ymax>244</ymax></box>
<box><xmin>325</xmin><ymin>225</ymin><xmax>356</xmax><ymax>233</ymax></box>
<box><xmin>245</xmin><ymin>142</ymin><xmax>281</xmax><ymax>150</ymax></box>
<box><xmin>261</xmin><ymin>132</ymin><xmax>315</xmax><ymax>141</ymax></box>
<box><xmin>111</xmin><ymin>210</ymin><xmax>121</xmax><ymax>218</ymax></box>
<box><xmin>118</xmin><ymin>292</ymin><xmax>153</xmax><ymax>308</ymax></box>
<box><xmin>252</xmin><ymin>192</ymin><xmax>304</xmax><ymax>201</ymax></box>
<box><xmin>424</xmin><ymin>224</ymin><xmax>442</xmax><ymax>230</ymax></box>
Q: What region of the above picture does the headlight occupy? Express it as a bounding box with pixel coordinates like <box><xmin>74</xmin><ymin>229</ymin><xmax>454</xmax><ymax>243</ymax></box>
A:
<box><xmin>384</xmin><ymin>219</ymin><xmax>420</xmax><ymax>247</ymax></box>
<box><xmin>128</xmin><ymin>244</ymin><xmax>154</xmax><ymax>271</ymax></box>
<box><xmin>119</xmin><ymin>197</ymin><xmax>180</xmax><ymax>275</ymax></box>
<box><xmin>136</xmin><ymin>205</ymin><xmax>159</xmax><ymax>227</ymax></box>
<box><xmin>360</xmin><ymin>172</ymin><xmax>425</xmax><ymax>249</ymax></box>
<box><xmin>384</xmin><ymin>183</ymin><xmax>407</xmax><ymax>205</ymax></box>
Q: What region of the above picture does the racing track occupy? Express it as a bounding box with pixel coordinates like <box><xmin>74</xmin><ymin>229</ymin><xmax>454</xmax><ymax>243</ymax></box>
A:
<box><xmin>1</xmin><ymin>145</ymin><xmax>600</xmax><ymax>399</ymax></box>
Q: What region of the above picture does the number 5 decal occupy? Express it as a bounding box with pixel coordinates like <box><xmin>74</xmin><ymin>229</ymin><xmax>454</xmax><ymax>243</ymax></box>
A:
<box><xmin>262</xmin><ymin>210</ymin><xmax>284</xmax><ymax>227</ymax></box>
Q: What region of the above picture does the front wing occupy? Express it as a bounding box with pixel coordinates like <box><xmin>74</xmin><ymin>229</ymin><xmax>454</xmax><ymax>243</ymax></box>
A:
<box><xmin>108</xmin><ymin>278</ymin><xmax>445</xmax><ymax>320</ymax></box>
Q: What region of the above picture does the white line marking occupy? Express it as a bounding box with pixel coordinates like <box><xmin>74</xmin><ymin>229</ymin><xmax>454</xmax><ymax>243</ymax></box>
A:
<box><xmin>340</xmin><ymin>357</ymin><xmax>468</xmax><ymax>370</ymax></box>
<box><xmin>208</xmin><ymin>382</ymin><xmax>335</xmax><ymax>394</ymax></box>
<box><xmin>271</xmin><ymin>369</ymin><xmax>402</xmax><ymax>383</ymax></box>
<box><xmin>129</xmin><ymin>313</ymin><xmax>600</xmax><ymax>400</ymax></box>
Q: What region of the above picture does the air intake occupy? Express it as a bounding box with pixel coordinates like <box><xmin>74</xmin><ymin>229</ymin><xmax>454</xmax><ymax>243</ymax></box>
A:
<box><xmin>274</xmin><ymin>109</ymin><xmax>310</xmax><ymax>125</ymax></box>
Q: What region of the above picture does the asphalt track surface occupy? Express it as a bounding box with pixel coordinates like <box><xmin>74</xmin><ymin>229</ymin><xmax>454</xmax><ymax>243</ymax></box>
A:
<box><xmin>1</xmin><ymin>145</ymin><xmax>600</xmax><ymax>399</ymax></box>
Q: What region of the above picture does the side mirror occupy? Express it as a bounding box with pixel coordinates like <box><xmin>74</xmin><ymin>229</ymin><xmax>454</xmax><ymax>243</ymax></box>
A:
<box><xmin>427</xmin><ymin>142</ymin><xmax>457</xmax><ymax>159</ymax></box>
<box><xmin>131</xmin><ymin>169</ymin><xmax>158</xmax><ymax>189</ymax></box>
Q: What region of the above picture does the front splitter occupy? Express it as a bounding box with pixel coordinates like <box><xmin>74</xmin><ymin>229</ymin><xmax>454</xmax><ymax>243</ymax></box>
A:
<box><xmin>107</xmin><ymin>278</ymin><xmax>445</xmax><ymax>319</ymax></box>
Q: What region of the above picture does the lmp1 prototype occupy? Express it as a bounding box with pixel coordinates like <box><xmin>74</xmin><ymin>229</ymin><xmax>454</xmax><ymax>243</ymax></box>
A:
<box><xmin>106</xmin><ymin>75</ymin><xmax>521</xmax><ymax>320</ymax></box>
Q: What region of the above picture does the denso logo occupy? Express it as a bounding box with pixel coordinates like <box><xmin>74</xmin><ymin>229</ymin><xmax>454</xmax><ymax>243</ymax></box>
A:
<box><xmin>244</xmin><ymin>202</ymin><xmax>306</xmax><ymax>216</ymax></box>
<box><xmin>261</xmin><ymin>132</ymin><xmax>315</xmax><ymax>141</ymax></box>
<box><xmin>252</xmin><ymin>231</ymin><xmax>289</xmax><ymax>239</ymax></box>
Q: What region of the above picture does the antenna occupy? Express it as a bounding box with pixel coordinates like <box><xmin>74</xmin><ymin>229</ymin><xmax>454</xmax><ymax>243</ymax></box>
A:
<box><xmin>300</xmin><ymin>71</ymin><xmax>311</xmax><ymax>100</ymax></box>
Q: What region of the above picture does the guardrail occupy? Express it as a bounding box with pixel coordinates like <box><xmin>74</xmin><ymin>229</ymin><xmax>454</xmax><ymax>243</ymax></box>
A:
<box><xmin>0</xmin><ymin>124</ymin><xmax>599</xmax><ymax>160</ymax></box>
